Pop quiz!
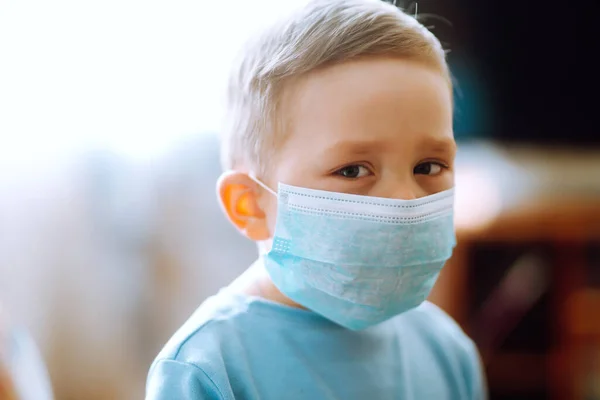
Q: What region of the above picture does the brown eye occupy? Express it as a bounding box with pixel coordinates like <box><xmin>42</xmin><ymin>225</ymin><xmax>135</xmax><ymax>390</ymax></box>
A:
<box><xmin>335</xmin><ymin>165</ymin><xmax>371</xmax><ymax>179</ymax></box>
<box><xmin>414</xmin><ymin>162</ymin><xmax>444</xmax><ymax>176</ymax></box>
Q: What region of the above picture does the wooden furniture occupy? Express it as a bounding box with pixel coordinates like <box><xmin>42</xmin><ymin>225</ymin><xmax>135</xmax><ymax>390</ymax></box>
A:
<box><xmin>429</xmin><ymin>145</ymin><xmax>600</xmax><ymax>400</ymax></box>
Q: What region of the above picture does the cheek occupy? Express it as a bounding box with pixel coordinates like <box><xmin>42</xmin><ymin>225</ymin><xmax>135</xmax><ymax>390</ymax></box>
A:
<box><xmin>254</xmin><ymin>194</ymin><xmax>278</xmax><ymax>253</ymax></box>
<box><xmin>267</xmin><ymin>209</ymin><xmax>277</xmax><ymax>236</ymax></box>
<box><xmin>444</xmin><ymin>173</ymin><xmax>455</xmax><ymax>190</ymax></box>
<box><xmin>417</xmin><ymin>172</ymin><xmax>455</xmax><ymax>194</ymax></box>
<box><xmin>446</xmin><ymin>170</ymin><xmax>456</xmax><ymax>187</ymax></box>
<box><xmin>260</xmin><ymin>200</ymin><xmax>278</xmax><ymax>253</ymax></box>
<box><xmin>261</xmin><ymin>194</ymin><xmax>279</xmax><ymax>236</ymax></box>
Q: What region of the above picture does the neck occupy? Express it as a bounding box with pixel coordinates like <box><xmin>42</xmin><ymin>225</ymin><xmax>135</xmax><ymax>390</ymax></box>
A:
<box><xmin>228</xmin><ymin>259</ymin><xmax>304</xmax><ymax>309</ymax></box>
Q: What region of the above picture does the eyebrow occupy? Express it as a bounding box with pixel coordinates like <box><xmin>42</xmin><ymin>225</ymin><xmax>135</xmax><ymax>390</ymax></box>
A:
<box><xmin>320</xmin><ymin>136</ymin><xmax>457</xmax><ymax>158</ymax></box>
<box><xmin>421</xmin><ymin>137</ymin><xmax>457</xmax><ymax>155</ymax></box>
<box><xmin>322</xmin><ymin>139</ymin><xmax>385</xmax><ymax>156</ymax></box>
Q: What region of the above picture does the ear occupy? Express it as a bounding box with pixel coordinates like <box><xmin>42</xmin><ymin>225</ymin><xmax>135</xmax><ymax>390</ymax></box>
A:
<box><xmin>216</xmin><ymin>171</ymin><xmax>272</xmax><ymax>241</ymax></box>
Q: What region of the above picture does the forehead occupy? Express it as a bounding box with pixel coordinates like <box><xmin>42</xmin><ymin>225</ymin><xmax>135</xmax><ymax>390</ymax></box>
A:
<box><xmin>280</xmin><ymin>57</ymin><xmax>454</xmax><ymax>155</ymax></box>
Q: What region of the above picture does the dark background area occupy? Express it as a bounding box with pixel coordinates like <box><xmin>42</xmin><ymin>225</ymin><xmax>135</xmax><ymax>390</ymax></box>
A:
<box><xmin>401</xmin><ymin>0</ymin><xmax>595</xmax><ymax>145</ymax></box>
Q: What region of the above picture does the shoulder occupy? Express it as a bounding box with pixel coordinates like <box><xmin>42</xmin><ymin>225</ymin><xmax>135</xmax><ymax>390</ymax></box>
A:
<box><xmin>155</xmin><ymin>292</ymin><xmax>250</xmax><ymax>361</ymax></box>
<box><xmin>146</xmin><ymin>359</ymin><xmax>226</xmax><ymax>400</ymax></box>
<box><xmin>404</xmin><ymin>301</ymin><xmax>475</xmax><ymax>351</ymax></box>
<box><xmin>399</xmin><ymin>301</ymin><xmax>487</xmax><ymax>399</ymax></box>
<box><xmin>147</xmin><ymin>292</ymin><xmax>257</xmax><ymax>400</ymax></box>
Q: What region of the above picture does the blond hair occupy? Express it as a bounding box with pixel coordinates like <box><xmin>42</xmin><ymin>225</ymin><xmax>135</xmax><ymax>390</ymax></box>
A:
<box><xmin>221</xmin><ymin>0</ymin><xmax>449</xmax><ymax>175</ymax></box>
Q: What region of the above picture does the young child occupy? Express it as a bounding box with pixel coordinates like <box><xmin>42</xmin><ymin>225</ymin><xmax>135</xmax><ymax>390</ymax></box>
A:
<box><xmin>146</xmin><ymin>0</ymin><xmax>486</xmax><ymax>398</ymax></box>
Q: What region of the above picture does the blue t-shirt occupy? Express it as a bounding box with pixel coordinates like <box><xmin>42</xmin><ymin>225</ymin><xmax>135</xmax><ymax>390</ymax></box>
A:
<box><xmin>146</xmin><ymin>290</ymin><xmax>486</xmax><ymax>400</ymax></box>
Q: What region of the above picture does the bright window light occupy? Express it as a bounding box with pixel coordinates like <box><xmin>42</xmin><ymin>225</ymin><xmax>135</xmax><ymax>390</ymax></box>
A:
<box><xmin>0</xmin><ymin>0</ymin><xmax>306</xmax><ymax>162</ymax></box>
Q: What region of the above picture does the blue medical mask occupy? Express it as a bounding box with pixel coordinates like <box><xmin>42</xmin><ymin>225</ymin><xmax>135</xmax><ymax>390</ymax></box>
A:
<box><xmin>253</xmin><ymin>178</ymin><xmax>456</xmax><ymax>330</ymax></box>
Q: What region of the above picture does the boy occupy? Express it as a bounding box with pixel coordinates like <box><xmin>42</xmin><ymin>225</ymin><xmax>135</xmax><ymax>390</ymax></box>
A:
<box><xmin>146</xmin><ymin>0</ymin><xmax>486</xmax><ymax>399</ymax></box>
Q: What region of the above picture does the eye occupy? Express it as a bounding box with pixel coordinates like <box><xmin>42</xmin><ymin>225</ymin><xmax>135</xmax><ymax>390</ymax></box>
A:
<box><xmin>413</xmin><ymin>161</ymin><xmax>446</xmax><ymax>176</ymax></box>
<box><xmin>334</xmin><ymin>164</ymin><xmax>372</xmax><ymax>179</ymax></box>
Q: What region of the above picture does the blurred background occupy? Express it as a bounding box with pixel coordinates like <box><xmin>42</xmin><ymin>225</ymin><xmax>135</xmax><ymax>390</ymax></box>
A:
<box><xmin>0</xmin><ymin>0</ymin><xmax>596</xmax><ymax>399</ymax></box>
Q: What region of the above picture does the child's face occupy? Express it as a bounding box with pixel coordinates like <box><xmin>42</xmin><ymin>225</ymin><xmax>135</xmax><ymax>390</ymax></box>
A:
<box><xmin>261</xmin><ymin>57</ymin><xmax>455</xmax><ymax>236</ymax></box>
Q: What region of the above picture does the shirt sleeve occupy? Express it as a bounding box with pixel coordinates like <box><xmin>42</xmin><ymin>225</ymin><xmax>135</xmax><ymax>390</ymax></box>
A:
<box><xmin>418</xmin><ymin>302</ymin><xmax>488</xmax><ymax>400</ymax></box>
<box><xmin>146</xmin><ymin>359</ymin><xmax>224</xmax><ymax>400</ymax></box>
<box><xmin>467</xmin><ymin>342</ymin><xmax>488</xmax><ymax>400</ymax></box>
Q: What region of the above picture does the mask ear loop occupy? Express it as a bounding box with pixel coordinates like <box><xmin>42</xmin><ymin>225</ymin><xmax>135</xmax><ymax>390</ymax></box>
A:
<box><xmin>247</xmin><ymin>172</ymin><xmax>277</xmax><ymax>257</ymax></box>
<box><xmin>248</xmin><ymin>172</ymin><xmax>277</xmax><ymax>197</ymax></box>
